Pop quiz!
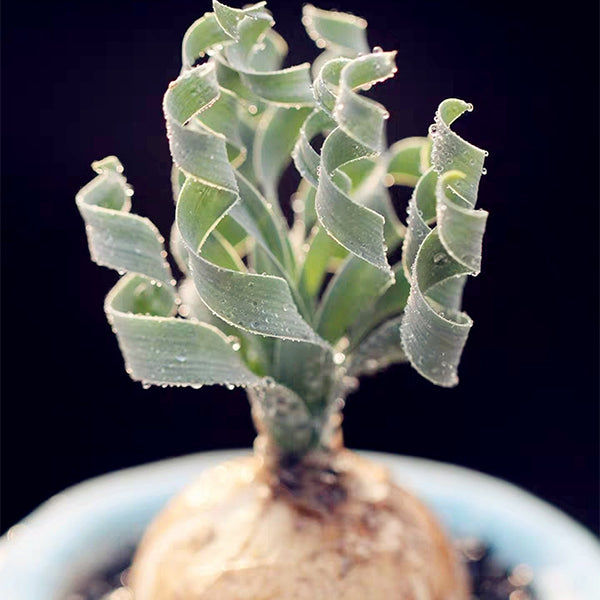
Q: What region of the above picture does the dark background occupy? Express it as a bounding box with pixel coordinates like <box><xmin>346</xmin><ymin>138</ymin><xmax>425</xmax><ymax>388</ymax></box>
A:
<box><xmin>1</xmin><ymin>0</ymin><xmax>598</xmax><ymax>534</ymax></box>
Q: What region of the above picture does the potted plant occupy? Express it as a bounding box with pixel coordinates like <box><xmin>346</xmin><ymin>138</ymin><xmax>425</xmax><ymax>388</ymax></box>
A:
<box><xmin>1</xmin><ymin>2</ymin><xmax>598</xmax><ymax>599</ymax></box>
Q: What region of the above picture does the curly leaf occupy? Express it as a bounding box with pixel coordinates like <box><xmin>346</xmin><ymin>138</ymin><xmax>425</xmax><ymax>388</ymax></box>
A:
<box><xmin>292</xmin><ymin>109</ymin><xmax>336</xmax><ymax>188</ymax></box>
<box><xmin>77</xmin><ymin>159</ymin><xmax>259</xmax><ymax>388</ymax></box>
<box><xmin>210</xmin><ymin>1</ymin><xmax>314</xmax><ymax>107</ymax></box>
<box><xmin>107</xmin><ymin>274</ymin><xmax>259</xmax><ymax>387</ymax></box>
<box><xmin>76</xmin><ymin>158</ymin><xmax>173</xmax><ymax>287</ymax></box>
<box><xmin>314</xmin><ymin>52</ymin><xmax>397</xmax><ymax>274</ymax></box>
<box><xmin>253</xmin><ymin>104</ymin><xmax>313</xmax><ymax>204</ymax></box>
<box><xmin>164</xmin><ymin>60</ymin><xmax>324</xmax><ymax>346</ymax></box>
<box><xmin>181</xmin><ymin>12</ymin><xmax>232</xmax><ymax>69</ymax></box>
<box><xmin>401</xmin><ymin>99</ymin><xmax>488</xmax><ymax>386</ymax></box>
<box><xmin>302</xmin><ymin>4</ymin><xmax>369</xmax><ymax>56</ymax></box>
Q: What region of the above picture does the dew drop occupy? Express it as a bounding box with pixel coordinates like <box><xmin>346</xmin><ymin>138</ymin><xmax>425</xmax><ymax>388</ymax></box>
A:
<box><xmin>175</xmin><ymin>355</ymin><xmax>186</xmax><ymax>363</ymax></box>
<box><xmin>373</xmin><ymin>46</ymin><xmax>383</xmax><ymax>53</ymax></box>
<box><xmin>433</xmin><ymin>252</ymin><xmax>448</xmax><ymax>265</ymax></box>
<box><xmin>333</xmin><ymin>352</ymin><xmax>345</xmax><ymax>365</ymax></box>
<box><xmin>365</xmin><ymin>358</ymin><xmax>378</xmax><ymax>372</ymax></box>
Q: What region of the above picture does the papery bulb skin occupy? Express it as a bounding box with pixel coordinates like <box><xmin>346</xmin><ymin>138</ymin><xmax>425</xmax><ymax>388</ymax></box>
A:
<box><xmin>130</xmin><ymin>447</ymin><xmax>469</xmax><ymax>600</ymax></box>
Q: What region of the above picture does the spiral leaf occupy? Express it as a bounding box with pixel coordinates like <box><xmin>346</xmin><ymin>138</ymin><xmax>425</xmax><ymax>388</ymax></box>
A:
<box><xmin>77</xmin><ymin>2</ymin><xmax>490</xmax><ymax>456</ymax></box>
<box><xmin>314</xmin><ymin>52</ymin><xmax>397</xmax><ymax>274</ymax></box>
<box><xmin>164</xmin><ymin>63</ymin><xmax>323</xmax><ymax>345</ymax></box>
<box><xmin>302</xmin><ymin>4</ymin><xmax>369</xmax><ymax>56</ymax></box>
<box><xmin>76</xmin><ymin>160</ymin><xmax>260</xmax><ymax>387</ymax></box>
<box><xmin>401</xmin><ymin>99</ymin><xmax>488</xmax><ymax>386</ymax></box>
<box><xmin>107</xmin><ymin>275</ymin><xmax>260</xmax><ymax>387</ymax></box>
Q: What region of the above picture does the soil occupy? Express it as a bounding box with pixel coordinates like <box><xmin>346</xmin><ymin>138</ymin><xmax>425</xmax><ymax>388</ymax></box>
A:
<box><xmin>65</xmin><ymin>538</ymin><xmax>538</xmax><ymax>600</ymax></box>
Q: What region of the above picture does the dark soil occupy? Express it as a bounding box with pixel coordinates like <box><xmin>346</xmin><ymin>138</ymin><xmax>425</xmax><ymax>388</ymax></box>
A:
<box><xmin>66</xmin><ymin>538</ymin><xmax>538</xmax><ymax>599</ymax></box>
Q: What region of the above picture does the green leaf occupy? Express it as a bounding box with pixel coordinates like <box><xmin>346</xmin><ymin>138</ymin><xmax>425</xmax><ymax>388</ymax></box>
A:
<box><xmin>348</xmin><ymin>263</ymin><xmax>410</xmax><ymax>347</ymax></box>
<box><xmin>272</xmin><ymin>339</ymin><xmax>335</xmax><ymax>412</ymax></box>
<box><xmin>107</xmin><ymin>274</ymin><xmax>260</xmax><ymax>387</ymax></box>
<box><xmin>292</xmin><ymin>109</ymin><xmax>336</xmax><ymax>188</ymax></box>
<box><xmin>77</xmin><ymin>157</ymin><xmax>260</xmax><ymax>388</ymax></box>
<box><xmin>76</xmin><ymin>158</ymin><xmax>173</xmax><ymax>287</ymax></box>
<box><xmin>387</xmin><ymin>136</ymin><xmax>430</xmax><ymax>186</ymax></box>
<box><xmin>164</xmin><ymin>60</ymin><xmax>324</xmax><ymax>345</ymax></box>
<box><xmin>298</xmin><ymin>226</ymin><xmax>346</xmax><ymax>305</ymax></box>
<box><xmin>316</xmin><ymin>255</ymin><xmax>391</xmax><ymax>344</ymax></box>
<box><xmin>181</xmin><ymin>12</ymin><xmax>232</xmax><ymax>69</ymax></box>
<box><xmin>402</xmin><ymin>168</ymin><xmax>439</xmax><ymax>279</ymax></box>
<box><xmin>313</xmin><ymin>52</ymin><xmax>398</xmax><ymax>275</ymax></box>
<box><xmin>194</xmin><ymin>87</ymin><xmax>247</xmax><ymax>167</ymax></box>
<box><xmin>254</xmin><ymin>105</ymin><xmax>313</xmax><ymax>202</ymax></box>
<box><xmin>302</xmin><ymin>4</ymin><xmax>369</xmax><ymax>56</ymax></box>
<box><xmin>400</xmin><ymin>99</ymin><xmax>488</xmax><ymax>386</ymax></box>
<box><xmin>210</xmin><ymin>1</ymin><xmax>314</xmax><ymax>107</ymax></box>
<box><xmin>212</xmin><ymin>0</ymin><xmax>270</xmax><ymax>42</ymax></box>
<box><xmin>348</xmin><ymin>315</ymin><xmax>406</xmax><ymax>378</ymax></box>
<box><xmin>317</xmin><ymin>128</ymin><xmax>390</xmax><ymax>273</ymax></box>
<box><xmin>178</xmin><ymin>276</ymin><xmax>272</xmax><ymax>376</ymax></box>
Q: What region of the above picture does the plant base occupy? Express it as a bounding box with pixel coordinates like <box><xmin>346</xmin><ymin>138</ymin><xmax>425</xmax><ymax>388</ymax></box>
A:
<box><xmin>130</xmin><ymin>449</ymin><xmax>468</xmax><ymax>599</ymax></box>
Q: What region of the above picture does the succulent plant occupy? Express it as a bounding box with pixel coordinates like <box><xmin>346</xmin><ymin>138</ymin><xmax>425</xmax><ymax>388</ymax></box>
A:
<box><xmin>76</xmin><ymin>0</ymin><xmax>488</xmax><ymax>460</ymax></box>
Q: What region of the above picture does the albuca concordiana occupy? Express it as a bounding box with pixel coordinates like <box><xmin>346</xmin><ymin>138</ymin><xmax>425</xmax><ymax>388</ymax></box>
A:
<box><xmin>76</xmin><ymin>1</ymin><xmax>489</xmax><ymax>598</ymax></box>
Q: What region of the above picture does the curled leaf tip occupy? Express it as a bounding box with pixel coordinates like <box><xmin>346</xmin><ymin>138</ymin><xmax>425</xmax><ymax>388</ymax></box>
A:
<box><xmin>400</xmin><ymin>100</ymin><xmax>488</xmax><ymax>386</ymax></box>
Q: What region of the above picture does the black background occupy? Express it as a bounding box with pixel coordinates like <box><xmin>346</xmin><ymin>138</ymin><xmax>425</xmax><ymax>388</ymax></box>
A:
<box><xmin>1</xmin><ymin>0</ymin><xmax>598</xmax><ymax>534</ymax></box>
